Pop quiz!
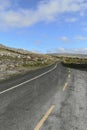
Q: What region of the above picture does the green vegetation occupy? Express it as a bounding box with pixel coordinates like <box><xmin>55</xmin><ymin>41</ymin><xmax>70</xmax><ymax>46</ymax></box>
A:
<box><xmin>62</xmin><ymin>57</ymin><xmax>87</xmax><ymax>64</ymax></box>
<box><xmin>52</xmin><ymin>55</ymin><xmax>87</xmax><ymax>64</ymax></box>
<box><xmin>0</xmin><ymin>44</ymin><xmax>56</xmax><ymax>81</ymax></box>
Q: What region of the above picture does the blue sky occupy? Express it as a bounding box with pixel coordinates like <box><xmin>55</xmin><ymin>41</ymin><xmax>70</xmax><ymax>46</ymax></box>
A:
<box><xmin>0</xmin><ymin>0</ymin><xmax>87</xmax><ymax>54</ymax></box>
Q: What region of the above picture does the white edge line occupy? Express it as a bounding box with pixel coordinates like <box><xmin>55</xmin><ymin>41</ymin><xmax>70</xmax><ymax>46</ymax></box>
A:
<box><xmin>0</xmin><ymin>64</ymin><xmax>57</xmax><ymax>95</ymax></box>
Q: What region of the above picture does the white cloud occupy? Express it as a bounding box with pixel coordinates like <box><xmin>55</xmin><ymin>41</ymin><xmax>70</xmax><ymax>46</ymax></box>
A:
<box><xmin>33</xmin><ymin>40</ymin><xmax>41</xmax><ymax>44</ymax></box>
<box><xmin>60</xmin><ymin>36</ymin><xmax>70</xmax><ymax>42</ymax></box>
<box><xmin>48</xmin><ymin>47</ymin><xmax>67</xmax><ymax>53</ymax></box>
<box><xmin>0</xmin><ymin>0</ymin><xmax>87</xmax><ymax>28</ymax></box>
<box><xmin>75</xmin><ymin>36</ymin><xmax>87</xmax><ymax>40</ymax></box>
<box><xmin>58</xmin><ymin>48</ymin><xmax>66</xmax><ymax>52</ymax></box>
<box><xmin>48</xmin><ymin>48</ymin><xmax>87</xmax><ymax>54</ymax></box>
<box><xmin>72</xmin><ymin>48</ymin><xmax>87</xmax><ymax>54</ymax></box>
<box><xmin>83</xmin><ymin>27</ymin><xmax>87</xmax><ymax>31</ymax></box>
<box><xmin>0</xmin><ymin>0</ymin><xmax>11</xmax><ymax>10</ymax></box>
<box><xmin>80</xmin><ymin>11</ymin><xmax>85</xmax><ymax>16</ymax></box>
<box><xmin>65</xmin><ymin>18</ymin><xmax>78</xmax><ymax>22</ymax></box>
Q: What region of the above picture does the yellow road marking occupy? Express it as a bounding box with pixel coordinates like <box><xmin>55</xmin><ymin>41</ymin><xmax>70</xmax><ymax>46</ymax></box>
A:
<box><xmin>68</xmin><ymin>74</ymin><xmax>70</xmax><ymax>78</ymax></box>
<box><xmin>63</xmin><ymin>83</ymin><xmax>68</xmax><ymax>91</ymax></box>
<box><xmin>34</xmin><ymin>105</ymin><xmax>55</xmax><ymax>130</ymax></box>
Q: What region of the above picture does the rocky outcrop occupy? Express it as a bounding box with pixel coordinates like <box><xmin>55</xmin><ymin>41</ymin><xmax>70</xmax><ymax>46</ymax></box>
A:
<box><xmin>0</xmin><ymin>44</ymin><xmax>55</xmax><ymax>81</ymax></box>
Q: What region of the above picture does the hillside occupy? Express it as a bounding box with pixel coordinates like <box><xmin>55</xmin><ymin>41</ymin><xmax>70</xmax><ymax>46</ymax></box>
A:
<box><xmin>49</xmin><ymin>53</ymin><xmax>87</xmax><ymax>58</ymax></box>
<box><xmin>0</xmin><ymin>44</ymin><xmax>55</xmax><ymax>81</ymax></box>
<box><xmin>49</xmin><ymin>53</ymin><xmax>87</xmax><ymax>70</ymax></box>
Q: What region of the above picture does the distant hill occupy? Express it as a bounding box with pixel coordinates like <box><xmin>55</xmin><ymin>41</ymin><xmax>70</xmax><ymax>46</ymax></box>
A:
<box><xmin>49</xmin><ymin>53</ymin><xmax>87</xmax><ymax>66</ymax></box>
<box><xmin>48</xmin><ymin>53</ymin><xmax>87</xmax><ymax>58</ymax></box>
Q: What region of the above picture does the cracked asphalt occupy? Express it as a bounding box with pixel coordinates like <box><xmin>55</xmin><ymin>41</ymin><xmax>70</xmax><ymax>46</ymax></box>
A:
<box><xmin>41</xmin><ymin>67</ymin><xmax>87</xmax><ymax>130</ymax></box>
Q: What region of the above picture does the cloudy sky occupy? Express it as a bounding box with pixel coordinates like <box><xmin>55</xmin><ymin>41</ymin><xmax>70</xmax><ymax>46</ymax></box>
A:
<box><xmin>0</xmin><ymin>0</ymin><xmax>87</xmax><ymax>54</ymax></box>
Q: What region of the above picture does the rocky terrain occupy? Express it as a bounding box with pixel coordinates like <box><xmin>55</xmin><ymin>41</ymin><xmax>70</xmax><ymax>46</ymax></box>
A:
<box><xmin>0</xmin><ymin>44</ymin><xmax>55</xmax><ymax>81</ymax></box>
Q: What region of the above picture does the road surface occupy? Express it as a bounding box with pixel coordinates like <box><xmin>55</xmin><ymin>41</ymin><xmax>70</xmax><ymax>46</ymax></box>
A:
<box><xmin>0</xmin><ymin>62</ymin><xmax>87</xmax><ymax>130</ymax></box>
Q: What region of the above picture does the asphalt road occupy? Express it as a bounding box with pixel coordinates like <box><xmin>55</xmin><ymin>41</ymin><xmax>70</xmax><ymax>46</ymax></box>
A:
<box><xmin>0</xmin><ymin>62</ymin><xmax>87</xmax><ymax>130</ymax></box>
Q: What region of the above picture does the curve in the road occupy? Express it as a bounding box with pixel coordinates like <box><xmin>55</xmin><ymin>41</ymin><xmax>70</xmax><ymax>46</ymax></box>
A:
<box><xmin>0</xmin><ymin>64</ymin><xmax>57</xmax><ymax>95</ymax></box>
